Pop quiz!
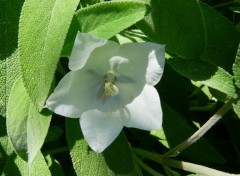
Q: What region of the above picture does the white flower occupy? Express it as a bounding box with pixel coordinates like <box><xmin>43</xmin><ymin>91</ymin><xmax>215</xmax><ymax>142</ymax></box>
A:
<box><xmin>45</xmin><ymin>32</ymin><xmax>165</xmax><ymax>153</ymax></box>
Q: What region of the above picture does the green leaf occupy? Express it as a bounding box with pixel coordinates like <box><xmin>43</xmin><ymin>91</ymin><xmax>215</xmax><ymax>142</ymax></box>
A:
<box><xmin>157</xmin><ymin>63</ymin><xmax>189</xmax><ymax>116</ymax></box>
<box><xmin>200</xmin><ymin>2</ymin><xmax>239</xmax><ymax>72</ymax></box>
<box><xmin>137</xmin><ymin>0</ymin><xmax>206</xmax><ymax>58</ymax></box>
<box><xmin>66</xmin><ymin>118</ymin><xmax>135</xmax><ymax>176</ymax></box>
<box><xmin>45</xmin><ymin>155</ymin><xmax>64</xmax><ymax>176</ymax></box>
<box><xmin>137</xmin><ymin>1</ymin><xmax>239</xmax><ymax>72</ymax></box>
<box><xmin>45</xmin><ymin>126</ymin><xmax>63</xmax><ymax>143</ymax></box>
<box><xmin>19</xmin><ymin>0</ymin><xmax>80</xmax><ymax>111</ymax></box>
<box><xmin>77</xmin><ymin>0</ymin><xmax>150</xmax><ymax>39</ymax></box>
<box><xmin>167</xmin><ymin>57</ymin><xmax>237</xmax><ymax>98</ymax></box>
<box><xmin>0</xmin><ymin>0</ymin><xmax>24</xmax><ymax>116</ymax></box>
<box><xmin>2</xmin><ymin>152</ymin><xmax>51</xmax><ymax>176</ymax></box>
<box><xmin>152</xmin><ymin>102</ymin><xmax>226</xmax><ymax>164</ymax></box>
<box><xmin>233</xmin><ymin>43</ymin><xmax>240</xmax><ymax>89</ymax></box>
<box><xmin>62</xmin><ymin>0</ymin><xmax>150</xmax><ymax>57</ymax></box>
<box><xmin>0</xmin><ymin>136</ymin><xmax>13</xmax><ymax>174</ymax></box>
<box><xmin>7</xmin><ymin>78</ymin><xmax>51</xmax><ymax>163</ymax></box>
<box><xmin>233</xmin><ymin>100</ymin><xmax>240</xmax><ymax>118</ymax></box>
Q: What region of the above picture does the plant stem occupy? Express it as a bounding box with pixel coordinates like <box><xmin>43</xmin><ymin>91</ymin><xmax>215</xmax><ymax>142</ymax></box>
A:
<box><xmin>163</xmin><ymin>159</ymin><xmax>240</xmax><ymax>176</ymax></box>
<box><xmin>213</xmin><ymin>0</ymin><xmax>240</xmax><ymax>8</ymax></box>
<box><xmin>188</xmin><ymin>84</ymin><xmax>204</xmax><ymax>99</ymax></box>
<box><xmin>133</xmin><ymin>148</ymin><xmax>163</xmax><ymax>163</ymax></box>
<box><xmin>132</xmin><ymin>151</ymin><xmax>164</xmax><ymax>176</ymax></box>
<box><xmin>134</xmin><ymin>148</ymin><xmax>240</xmax><ymax>175</ymax></box>
<box><xmin>163</xmin><ymin>99</ymin><xmax>233</xmax><ymax>158</ymax></box>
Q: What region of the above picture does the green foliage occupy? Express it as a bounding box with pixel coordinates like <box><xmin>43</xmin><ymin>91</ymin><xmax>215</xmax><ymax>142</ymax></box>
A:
<box><xmin>1</xmin><ymin>0</ymin><xmax>240</xmax><ymax>175</ymax></box>
<box><xmin>77</xmin><ymin>1</ymin><xmax>150</xmax><ymax>39</ymax></box>
<box><xmin>138</xmin><ymin>0</ymin><xmax>239</xmax><ymax>72</ymax></box>
<box><xmin>7</xmin><ymin>78</ymin><xmax>51</xmax><ymax>163</ymax></box>
<box><xmin>233</xmin><ymin>100</ymin><xmax>240</xmax><ymax>118</ymax></box>
<box><xmin>45</xmin><ymin>155</ymin><xmax>65</xmax><ymax>176</ymax></box>
<box><xmin>233</xmin><ymin>43</ymin><xmax>240</xmax><ymax>89</ymax></box>
<box><xmin>0</xmin><ymin>0</ymin><xmax>24</xmax><ymax>116</ymax></box>
<box><xmin>66</xmin><ymin>118</ymin><xmax>135</xmax><ymax>176</ymax></box>
<box><xmin>19</xmin><ymin>0</ymin><xmax>80</xmax><ymax>111</ymax></box>
<box><xmin>167</xmin><ymin>57</ymin><xmax>237</xmax><ymax>98</ymax></box>
<box><xmin>62</xmin><ymin>1</ymin><xmax>150</xmax><ymax>56</ymax></box>
<box><xmin>137</xmin><ymin>0</ymin><xmax>206</xmax><ymax>58</ymax></box>
<box><xmin>152</xmin><ymin>103</ymin><xmax>226</xmax><ymax>164</ymax></box>
<box><xmin>2</xmin><ymin>153</ymin><xmax>51</xmax><ymax>176</ymax></box>
<box><xmin>200</xmin><ymin>2</ymin><xmax>240</xmax><ymax>72</ymax></box>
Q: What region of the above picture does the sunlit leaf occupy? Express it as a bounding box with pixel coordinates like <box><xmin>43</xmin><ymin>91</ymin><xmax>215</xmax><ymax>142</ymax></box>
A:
<box><xmin>233</xmin><ymin>43</ymin><xmax>240</xmax><ymax>89</ymax></box>
<box><xmin>2</xmin><ymin>152</ymin><xmax>50</xmax><ymax>176</ymax></box>
<box><xmin>19</xmin><ymin>0</ymin><xmax>80</xmax><ymax>111</ymax></box>
<box><xmin>62</xmin><ymin>0</ymin><xmax>150</xmax><ymax>56</ymax></box>
<box><xmin>7</xmin><ymin>78</ymin><xmax>51</xmax><ymax>163</ymax></box>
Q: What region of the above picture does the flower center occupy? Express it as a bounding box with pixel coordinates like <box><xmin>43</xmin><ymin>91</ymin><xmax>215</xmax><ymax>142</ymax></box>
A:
<box><xmin>99</xmin><ymin>72</ymin><xmax>119</xmax><ymax>101</ymax></box>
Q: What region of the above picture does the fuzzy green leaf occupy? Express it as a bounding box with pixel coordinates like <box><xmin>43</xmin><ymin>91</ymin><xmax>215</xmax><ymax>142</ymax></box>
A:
<box><xmin>76</xmin><ymin>0</ymin><xmax>150</xmax><ymax>39</ymax></box>
<box><xmin>7</xmin><ymin>78</ymin><xmax>51</xmax><ymax>163</ymax></box>
<box><xmin>0</xmin><ymin>0</ymin><xmax>24</xmax><ymax>117</ymax></box>
<box><xmin>233</xmin><ymin>43</ymin><xmax>240</xmax><ymax>89</ymax></box>
<box><xmin>62</xmin><ymin>1</ymin><xmax>150</xmax><ymax>57</ymax></box>
<box><xmin>66</xmin><ymin>118</ymin><xmax>135</xmax><ymax>176</ymax></box>
<box><xmin>2</xmin><ymin>152</ymin><xmax>50</xmax><ymax>176</ymax></box>
<box><xmin>233</xmin><ymin>100</ymin><xmax>240</xmax><ymax>118</ymax></box>
<box><xmin>19</xmin><ymin>0</ymin><xmax>80</xmax><ymax>111</ymax></box>
<box><xmin>168</xmin><ymin>58</ymin><xmax>237</xmax><ymax>98</ymax></box>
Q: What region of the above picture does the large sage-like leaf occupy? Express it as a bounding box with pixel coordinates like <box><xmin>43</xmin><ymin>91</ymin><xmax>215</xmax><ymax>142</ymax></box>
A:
<box><xmin>0</xmin><ymin>0</ymin><xmax>24</xmax><ymax>116</ymax></box>
<box><xmin>19</xmin><ymin>0</ymin><xmax>80</xmax><ymax>111</ymax></box>
<box><xmin>7</xmin><ymin>78</ymin><xmax>51</xmax><ymax>163</ymax></box>
<box><xmin>2</xmin><ymin>152</ymin><xmax>50</xmax><ymax>176</ymax></box>
<box><xmin>62</xmin><ymin>0</ymin><xmax>150</xmax><ymax>57</ymax></box>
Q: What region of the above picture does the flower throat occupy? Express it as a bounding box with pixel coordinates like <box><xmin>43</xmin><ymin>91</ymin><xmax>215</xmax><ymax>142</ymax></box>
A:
<box><xmin>99</xmin><ymin>72</ymin><xmax>119</xmax><ymax>101</ymax></box>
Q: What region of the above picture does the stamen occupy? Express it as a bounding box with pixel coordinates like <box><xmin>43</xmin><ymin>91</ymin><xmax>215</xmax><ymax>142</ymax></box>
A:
<box><xmin>99</xmin><ymin>72</ymin><xmax>119</xmax><ymax>101</ymax></box>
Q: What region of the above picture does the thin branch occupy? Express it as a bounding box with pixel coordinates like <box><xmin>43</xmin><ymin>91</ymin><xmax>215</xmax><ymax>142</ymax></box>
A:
<box><xmin>213</xmin><ymin>0</ymin><xmax>240</xmax><ymax>8</ymax></box>
<box><xmin>163</xmin><ymin>99</ymin><xmax>234</xmax><ymax>158</ymax></box>
<box><xmin>163</xmin><ymin>159</ymin><xmax>240</xmax><ymax>176</ymax></box>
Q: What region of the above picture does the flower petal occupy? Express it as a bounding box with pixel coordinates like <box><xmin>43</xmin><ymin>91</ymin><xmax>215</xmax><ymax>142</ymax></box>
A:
<box><xmin>122</xmin><ymin>84</ymin><xmax>162</xmax><ymax>130</ymax></box>
<box><xmin>80</xmin><ymin>109</ymin><xmax>124</xmax><ymax>153</ymax></box>
<box><xmin>83</xmin><ymin>41</ymin><xmax>119</xmax><ymax>76</ymax></box>
<box><xmin>145</xmin><ymin>43</ymin><xmax>165</xmax><ymax>86</ymax></box>
<box><xmin>105</xmin><ymin>43</ymin><xmax>151</xmax><ymax>108</ymax></box>
<box><xmin>45</xmin><ymin>69</ymin><xmax>102</xmax><ymax>117</ymax></box>
<box><xmin>89</xmin><ymin>42</ymin><xmax>164</xmax><ymax>112</ymax></box>
<box><xmin>69</xmin><ymin>32</ymin><xmax>107</xmax><ymax>71</ymax></box>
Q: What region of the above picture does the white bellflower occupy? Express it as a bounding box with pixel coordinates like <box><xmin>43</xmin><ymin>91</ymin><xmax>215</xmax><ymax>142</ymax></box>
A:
<box><xmin>45</xmin><ymin>32</ymin><xmax>165</xmax><ymax>152</ymax></box>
